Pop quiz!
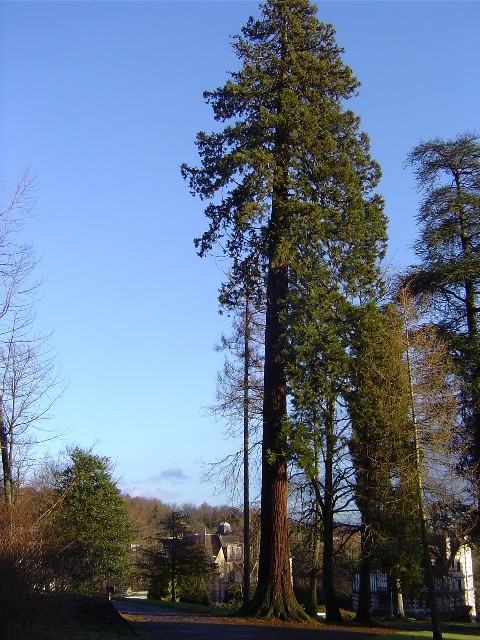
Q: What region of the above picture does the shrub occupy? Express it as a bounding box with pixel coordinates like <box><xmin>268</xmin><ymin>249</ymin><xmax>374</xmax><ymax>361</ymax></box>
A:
<box><xmin>0</xmin><ymin>505</ymin><xmax>48</xmax><ymax>640</ymax></box>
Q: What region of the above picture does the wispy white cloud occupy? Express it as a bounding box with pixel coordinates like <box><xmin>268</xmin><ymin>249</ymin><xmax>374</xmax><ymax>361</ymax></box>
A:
<box><xmin>122</xmin><ymin>466</ymin><xmax>190</xmax><ymax>500</ymax></box>
<box><xmin>123</xmin><ymin>484</ymin><xmax>182</xmax><ymax>501</ymax></box>
<box><xmin>151</xmin><ymin>467</ymin><xmax>188</xmax><ymax>485</ymax></box>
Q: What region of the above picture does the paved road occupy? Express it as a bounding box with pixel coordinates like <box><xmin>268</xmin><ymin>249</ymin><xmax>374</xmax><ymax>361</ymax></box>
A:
<box><xmin>112</xmin><ymin>599</ymin><xmax>391</xmax><ymax>640</ymax></box>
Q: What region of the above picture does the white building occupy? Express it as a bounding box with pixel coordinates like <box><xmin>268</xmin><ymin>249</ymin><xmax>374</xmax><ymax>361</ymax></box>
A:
<box><xmin>352</xmin><ymin>539</ymin><xmax>476</xmax><ymax>621</ymax></box>
<box><xmin>189</xmin><ymin>521</ymin><xmax>243</xmax><ymax>603</ymax></box>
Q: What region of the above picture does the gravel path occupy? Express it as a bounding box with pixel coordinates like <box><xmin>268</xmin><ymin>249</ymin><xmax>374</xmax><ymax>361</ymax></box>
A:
<box><xmin>112</xmin><ymin>599</ymin><xmax>393</xmax><ymax>640</ymax></box>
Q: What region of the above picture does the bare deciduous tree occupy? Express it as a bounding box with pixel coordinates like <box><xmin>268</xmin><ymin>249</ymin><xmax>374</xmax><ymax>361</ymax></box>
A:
<box><xmin>204</xmin><ymin>295</ymin><xmax>264</xmax><ymax>607</ymax></box>
<box><xmin>400</xmin><ymin>287</ymin><xmax>466</xmax><ymax>640</ymax></box>
<box><xmin>0</xmin><ymin>171</ymin><xmax>63</xmax><ymax>505</ymax></box>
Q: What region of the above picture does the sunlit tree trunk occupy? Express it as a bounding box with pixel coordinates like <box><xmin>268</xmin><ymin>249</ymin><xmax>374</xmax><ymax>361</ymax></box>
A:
<box><xmin>394</xmin><ymin>572</ymin><xmax>405</xmax><ymax>618</ymax></box>
<box><xmin>0</xmin><ymin>405</ymin><xmax>13</xmax><ymax>506</ymax></box>
<box><xmin>243</xmin><ymin>297</ymin><xmax>251</xmax><ymax>607</ymax></box>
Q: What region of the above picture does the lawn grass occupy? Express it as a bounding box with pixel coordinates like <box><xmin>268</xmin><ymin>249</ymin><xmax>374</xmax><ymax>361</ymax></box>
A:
<box><xmin>365</xmin><ymin>622</ymin><xmax>479</xmax><ymax>640</ymax></box>
<box><xmin>135</xmin><ymin>596</ymin><xmax>240</xmax><ymax>616</ymax></box>
<box><xmin>126</xmin><ymin>599</ymin><xmax>480</xmax><ymax>640</ymax></box>
<box><xmin>371</xmin><ymin>634</ymin><xmax>475</xmax><ymax>640</ymax></box>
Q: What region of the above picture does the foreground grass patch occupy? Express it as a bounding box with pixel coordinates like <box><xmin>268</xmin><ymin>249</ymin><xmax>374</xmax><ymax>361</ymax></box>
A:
<box><xmin>140</xmin><ymin>597</ymin><xmax>239</xmax><ymax>616</ymax></box>
<box><xmin>366</xmin><ymin>623</ymin><xmax>479</xmax><ymax>640</ymax></box>
<box><xmin>376</xmin><ymin>635</ymin><xmax>474</xmax><ymax>640</ymax></box>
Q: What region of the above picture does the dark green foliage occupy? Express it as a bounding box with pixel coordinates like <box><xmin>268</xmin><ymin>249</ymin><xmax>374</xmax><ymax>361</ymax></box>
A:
<box><xmin>178</xmin><ymin>568</ymin><xmax>211</xmax><ymax>606</ymax></box>
<box><xmin>142</xmin><ymin>511</ymin><xmax>212</xmax><ymax>604</ymax></box>
<box><xmin>348</xmin><ymin>303</ymin><xmax>412</xmax><ymax>484</ymax></box>
<box><xmin>406</xmin><ymin>133</ymin><xmax>480</xmax><ymax>505</ymax></box>
<box><xmin>147</xmin><ymin>564</ymin><xmax>171</xmax><ymax>600</ymax></box>
<box><xmin>183</xmin><ymin>0</ymin><xmax>386</xmax><ymax>299</ymax></box>
<box><xmin>347</xmin><ymin>302</ymin><xmax>413</xmax><ymax>622</ymax></box>
<box><xmin>49</xmin><ymin>449</ymin><xmax>133</xmax><ymax>594</ymax></box>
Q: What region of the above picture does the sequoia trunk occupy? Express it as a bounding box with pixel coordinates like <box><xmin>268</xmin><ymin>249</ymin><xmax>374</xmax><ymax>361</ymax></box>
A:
<box><xmin>247</xmin><ymin>260</ymin><xmax>307</xmax><ymax>620</ymax></box>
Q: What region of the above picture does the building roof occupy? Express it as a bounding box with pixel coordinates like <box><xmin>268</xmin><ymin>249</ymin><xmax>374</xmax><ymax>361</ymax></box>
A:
<box><xmin>216</xmin><ymin>521</ymin><xmax>232</xmax><ymax>535</ymax></box>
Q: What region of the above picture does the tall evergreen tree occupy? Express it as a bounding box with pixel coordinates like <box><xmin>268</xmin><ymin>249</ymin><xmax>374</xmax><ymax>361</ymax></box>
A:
<box><xmin>347</xmin><ymin>303</ymin><xmax>412</xmax><ymax>623</ymax></box>
<box><xmin>406</xmin><ymin>133</ymin><xmax>480</xmax><ymax>512</ymax></box>
<box><xmin>144</xmin><ymin>509</ymin><xmax>211</xmax><ymax>604</ymax></box>
<box><xmin>50</xmin><ymin>449</ymin><xmax>132</xmax><ymax>594</ymax></box>
<box><xmin>182</xmin><ymin>0</ymin><xmax>386</xmax><ymax>619</ymax></box>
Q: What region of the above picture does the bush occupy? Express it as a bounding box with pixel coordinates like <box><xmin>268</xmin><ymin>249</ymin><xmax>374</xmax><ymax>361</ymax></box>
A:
<box><xmin>179</xmin><ymin>592</ymin><xmax>210</xmax><ymax>606</ymax></box>
<box><xmin>0</xmin><ymin>506</ymin><xmax>49</xmax><ymax>640</ymax></box>
<box><xmin>179</xmin><ymin>579</ymin><xmax>210</xmax><ymax>606</ymax></box>
<box><xmin>147</xmin><ymin>575</ymin><xmax>171</xmax><ymax>601</ymax></box>
<box><xmin>223</xmin><ymin>583</ymin><xmax>242</xmax><ymax>607</ymax></box>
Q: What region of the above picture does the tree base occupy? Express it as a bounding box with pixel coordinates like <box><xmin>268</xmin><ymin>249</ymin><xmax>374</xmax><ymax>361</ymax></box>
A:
<box><xmin>325</xmin><ymin>611</ymin><xmax>343</xmax><ymax>624</ymax></box>
<box><xmin>354</xmin><ymin>613</ymin><xmax>372</xmax><ymax>625</ymax></box>
<box><xmin>241</xmin><ymin>589</ymin><xmax>311</xmax><ymax>622</ymax></box>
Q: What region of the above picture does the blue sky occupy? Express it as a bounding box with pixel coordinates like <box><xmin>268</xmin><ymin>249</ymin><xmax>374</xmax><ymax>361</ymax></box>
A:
<box><xmin>1</xmin><ymin>0</ymin><xmax>479</xmax><ymax>506</ymax></box>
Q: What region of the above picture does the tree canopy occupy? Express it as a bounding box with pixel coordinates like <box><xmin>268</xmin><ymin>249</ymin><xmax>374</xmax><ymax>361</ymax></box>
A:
<box><xmin>406</xmin><ymin>132</ymin><xmax>480</xmax><ymax>511</ymax></box>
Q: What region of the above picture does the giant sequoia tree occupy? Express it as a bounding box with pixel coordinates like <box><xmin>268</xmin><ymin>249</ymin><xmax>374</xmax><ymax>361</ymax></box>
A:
<box><xmin>182</xmin><ymin>0</ymin><xmax>386</xmax><ymax>619</ymax></box>
<box><xmin>406</xmin><ymin>133</ymin><xmax>480</xmax><ymax>511</ymax></box>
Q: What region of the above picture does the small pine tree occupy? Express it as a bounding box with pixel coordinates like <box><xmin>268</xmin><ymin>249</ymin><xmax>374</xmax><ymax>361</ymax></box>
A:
<box><xmin>143</xmin><ymin>510</ymin><xmax>211</xmax><ymax>604</ymax></box>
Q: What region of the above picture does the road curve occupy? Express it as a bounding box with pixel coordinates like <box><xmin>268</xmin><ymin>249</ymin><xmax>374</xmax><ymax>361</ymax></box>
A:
<box><xmin>112</xmin><ymin>599</ymin><xmax>392</xmax><ymax>640</ymax></box>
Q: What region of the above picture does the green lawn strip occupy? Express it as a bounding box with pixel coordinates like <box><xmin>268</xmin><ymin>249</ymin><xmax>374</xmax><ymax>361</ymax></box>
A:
<box><xmin>365</xmin><ymin>630</ymin><xmax>477</xmax><ymax>640</ymax></box>
<box><xmin>125</xmin><ymin>597</ymin><xmax>239</xmax><ymax>617</ymax></box>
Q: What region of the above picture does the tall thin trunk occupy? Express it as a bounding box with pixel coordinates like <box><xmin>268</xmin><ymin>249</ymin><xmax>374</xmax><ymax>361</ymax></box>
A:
<box><xmin>307</xmin><ymin>436</ymin><xmax>321</xmax><ymax>618</ymax></box>
<box><xmin>323</xmin><ymin>397</ymin><xmax>342</xmax><ymax>622</ymax></box>
<box><xmin>395</xmin><ymin>571</ymin><xmax>405</xmax><ymax>618</ymax></box>
<box><xmin>405</xmin><ymin>321</ymin><xmax>443</xmax><ymax>640</ymax></box>
<box><xmin>0</xmin><ymin>404</ymin><xmax>13</xmax><ymax>506</ymax></box>
<box><xmin>308</xmin><ymin>527</ymin><xmax>321</xmax><ymax>617</ymax></box>
<box><xmin>355</xmin><ymin>515</ymin><xmax>373</xmax><ymax>623</ymax></box>
<box><xmin>248</xmin><ymin>259</ymin><xmax>306</xmax><ymax>619</ymax></box>
<box><xmin>247</xmin><ymin>198</ymin><xmax>306</xmax><ymax>619</ymax></box>
<box><xmin>243</xmin><ymin>297</ymin><xmax>251</xmax><ymax>607</ymax></box>
<box><xmin>171</xmin><ymin>511</ymin><xmax>177</xmax><ymax>602</ymax></box>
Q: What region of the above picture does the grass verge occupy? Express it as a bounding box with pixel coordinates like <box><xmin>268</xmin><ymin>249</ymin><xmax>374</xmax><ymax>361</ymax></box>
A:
<box><xmin>370</xmin><ymin>635</ymin><xmax>474</xmax><ymax>640</ymax></box>
<box><xmin>365</xmin><ymin>622</ymin><xmax>479</xmax><ymax>640</ymax></box>
<box><xmin>134</xmin><ymin>597</ymin><xmax>240</xmax><ymax>616</ymax></box>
